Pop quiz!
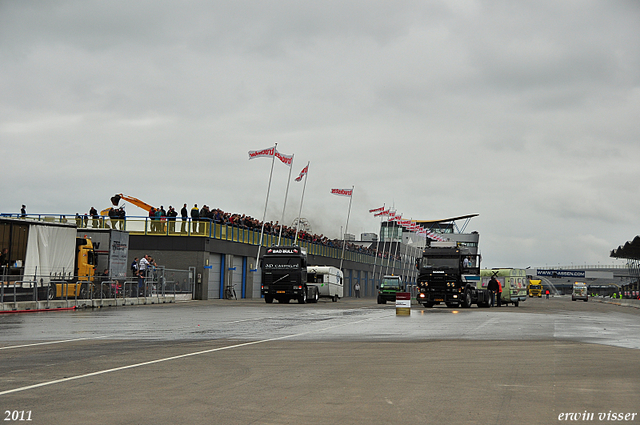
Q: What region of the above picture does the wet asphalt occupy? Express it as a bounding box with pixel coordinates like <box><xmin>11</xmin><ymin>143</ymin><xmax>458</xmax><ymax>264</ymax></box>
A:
<box><xmin>0</xmin><ymin>296</ymin><xmax>639</xmax><ymax>425</ymax></box>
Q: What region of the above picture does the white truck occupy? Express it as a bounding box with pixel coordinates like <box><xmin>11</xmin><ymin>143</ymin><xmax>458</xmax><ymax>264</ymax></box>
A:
<box><xmin>572</xmin><ymin>282</ymin><xmax>588</xmax><ymax>302</ymax></box>
<box><xmin>307</xmin><ymin>266</ymin><xmax>344</xmax><ymax>302</ymax></box>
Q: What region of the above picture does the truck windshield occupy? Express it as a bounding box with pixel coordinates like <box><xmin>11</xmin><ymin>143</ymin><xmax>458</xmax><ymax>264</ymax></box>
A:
<box><xmin>381</xmin><ymin>278</ymin><xmax>401</xmax><ymax>289</ymax></box>
<box><xmin>422</xmin><ymin>256</ymin><xmax>459</xmax><ymax>269</ymax></box>
<box><xmin>263</xmin><ymin>258</ymin><xmax>302</xmax><ymax>270</ymax></box>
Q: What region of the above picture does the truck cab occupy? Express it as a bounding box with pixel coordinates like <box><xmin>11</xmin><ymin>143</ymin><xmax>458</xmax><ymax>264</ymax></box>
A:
<box><xmin>528</xmin><ymin>280</ymin><xmax>543</xmax><ymax>297</ymax></box>
<box><xmin>260</xmin><ymin>246</ymin><xmax>311</xmax><ymax>304</ymax></box>
<box><xmin>377</xmin><ymin>275</ymin><xmax>403</xmax><ymax>304</ymax></box>
<box><xmin>416</xmin><ymin>242</ymin><xmax>491</xmax><ymax>308</ymax></box>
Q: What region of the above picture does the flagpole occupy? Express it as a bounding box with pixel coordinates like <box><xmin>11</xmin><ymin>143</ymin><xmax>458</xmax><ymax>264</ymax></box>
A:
<box><xmin>294</xmin><ymin>162</ymin><xmax>310</xmax><ymax>245</ymax></box>
<box><xmin>383</xmin><ymin>210</ymin><xmax>395</xmax><ymax>278</ymax></box>
<box><xmin>391</xmin><ymin>220</ymin><xmax>401</xmax><ymax>275</ymax></box>
<box><xmin>371</xmin><ymin>203</ymin><xmax>384</xmax><ymax>292</ymax></box>
<box><xmin>339</xmin><ymin>185</ymin><xmax>354</xmax><ymax>272</ymax></box>
<box><xmin>254</xmin><ymin>143</ymin><xmax>277</xmax><ymax>271</ymax></box>
<box><xmin>278</xmin><ymin>154</ymin><xmax>294</xmax><ymax>245</ymax></box>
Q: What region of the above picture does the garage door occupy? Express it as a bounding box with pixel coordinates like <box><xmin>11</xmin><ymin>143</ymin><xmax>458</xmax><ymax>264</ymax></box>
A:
<box><xmin>207</xmin><ymin>253</ymin><xmax>222</xmax><ymax>299</ymax></box>
<box><xmin>231</xmin><ymin>256</ymin><xmax>244</xmax><ymax>298</ymax></box>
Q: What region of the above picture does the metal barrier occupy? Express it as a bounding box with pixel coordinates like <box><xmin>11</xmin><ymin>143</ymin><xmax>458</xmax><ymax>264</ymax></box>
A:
<box><xmin>0</xmin><ymin>267</ymin><xmax>195</xmax><ymax>307</ymax></box>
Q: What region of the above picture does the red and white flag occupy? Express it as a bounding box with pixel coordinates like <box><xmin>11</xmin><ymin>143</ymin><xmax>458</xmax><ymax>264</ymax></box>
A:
<box><xmin>374</xmin><ymin>209</ymin><xmax>389</xmax><ymax>217</ymax></box>
<box><xmin>369</xmin><ymin>206</ymin><xmax>384</xmax><ymax>213</ymax></box>
<box><xmin>294</xmin><ymin>164</ymin><xmax>309</xmax><ymax>182</ymax></box>
<box><xmin>248</xmin><ymin>146</ymin><xmax>293</xmax><ymax>166</ymax></box>
<box><xmin>248</xmin><ymin>146</ymin><xmax>275</xmax><ymax>160</ymax></box>
<box><xmin>276</xmin><ymin>150</ymin><xmax>293</xmax><ymax>166</ymax></box>
<box><xmin>331</xmin><ymin>188</ymin><xmax>353</xmax><ymax>197</ymax></box>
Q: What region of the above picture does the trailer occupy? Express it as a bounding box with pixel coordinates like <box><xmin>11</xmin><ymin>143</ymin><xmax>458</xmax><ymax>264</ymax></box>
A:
<box><xmin>0</xmin><ymin>217</ymin><xmax>95</xmax><ymax>301</ymax></box>
<box><xmin>307</xmin><ymin>266</ymin><xmax>343</xmax><ymax>302</ymax></box>
<box><xmin>481</xmin><ymin>268</ymin><xmax>528</xmax><ymax>306</ymax></box>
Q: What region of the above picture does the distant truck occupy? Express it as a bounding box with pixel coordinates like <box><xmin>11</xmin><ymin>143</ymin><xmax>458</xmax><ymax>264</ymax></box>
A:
<box><xmin>416</xmin><ymin>241</ymin><xmax>492</xmax><ymax>308</ymax></box>
<box><xmin>0</xmin><ymin>217</ymin><xmax>96</xmax><ymax>301</ymax></box>
<box><xmin>260</xmin><ymin>246</ymin><xmax>320</xmax><ymax>304</ymax></box>
<box><xmin>480</xmin><ymin>268</ymin><xmax>528</xmax><ymax>307</ymax></box>
<box><xmin>572</xmin><ymin>282</ymin><xmax>588</xmax><ymax>302</ymax></box>
<box><xmin>376</xmin><ymin>275</ymin><xmax>404</xmax><ymax>304</ymax></box>
<box><xmin>528</xmin><ymin>279</ymin><xmax>543</xmax><ymax>297</ymax></box>
<box><xmin>307</xmin><ymin>266</ymin><xmax>343</xmax><ymax>302</ymax></box>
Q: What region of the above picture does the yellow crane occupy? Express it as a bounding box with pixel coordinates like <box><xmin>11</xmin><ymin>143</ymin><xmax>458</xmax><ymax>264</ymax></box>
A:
<box><xmin>101</xmin><ymin>194</ymin><xmax>155</xmax><ymax>215</ymax></box>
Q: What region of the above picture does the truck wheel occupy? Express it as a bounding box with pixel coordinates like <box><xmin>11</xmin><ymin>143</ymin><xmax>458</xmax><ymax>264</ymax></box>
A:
<box><xmin>332</xmin><ymin>295</ymin><xmax>338</xmax><ymax>302</ymax></box>
<box><xmin>265</xmin><ymin>296</ymin><xmax>273</xmax><ymax>304</ymax></box>
<box><xmin>461</xmin><ymin>291</ymin><xmax>472</xmax><ymax>308</ymax></box>
<box><xmin>299</xmin><ymin>290</ymin><xmax>307</xmax><ymax>304</ymax></box>
<box><xmin>310</xmin><ymin>287</ymin><xmax>319</xmax><ymax>303</ymax></box>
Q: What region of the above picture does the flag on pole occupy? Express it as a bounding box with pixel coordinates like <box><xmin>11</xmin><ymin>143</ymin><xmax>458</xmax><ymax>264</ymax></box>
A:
<box><xmin>331</xmin><ymin>188</ymin><xmax>353</xmax><ymax>197</ymax></box>
<box><xmin>248</xmin><ymin>146</ymin><xmax>276</xmax><ymax>160</ymax></box>
<box><xmin>374</xmin><ymin>209</ymin><xmax>389</xmax><ymax>217</ymax></box>
<box><xmin>369</xmin><ymin>206</ymin><xmax>384</xmax><ymax>213</ymax></box>
<box><xmin>275</xmin><ymin>150</ymin><xmax>293</xmax><ymax>166</ymax></box>
<box><xmin>294</xmin><ymin>164</ymin><xmax>309</xmax><ymax>182</ymax></box>
<box><xmin>248</xmin><ymin>146</ymin><xmax>293</xmax><ymax>166</ymax></box>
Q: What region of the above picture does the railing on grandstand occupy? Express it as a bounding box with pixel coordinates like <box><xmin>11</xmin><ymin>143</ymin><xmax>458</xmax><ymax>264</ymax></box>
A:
<box><xmin>0</xmin><ymin>266</ymin><xmax>195</xmax><ymax>305</ymax></box>
<box><xmin>3</xmin><ymin>214</ymin><xmax>415</xmax><ymax>271</ymax></box>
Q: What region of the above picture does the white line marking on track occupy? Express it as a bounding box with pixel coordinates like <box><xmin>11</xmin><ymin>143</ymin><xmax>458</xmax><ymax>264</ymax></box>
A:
<box><xmin>0</xmin><ymin>336</ymin><xmax>108</xmax><ymax>351</ymax></box>
<box><xmin>0</xmin><ymin>314</ymin><xmax>384</xmax><ymax>396</ymax></box>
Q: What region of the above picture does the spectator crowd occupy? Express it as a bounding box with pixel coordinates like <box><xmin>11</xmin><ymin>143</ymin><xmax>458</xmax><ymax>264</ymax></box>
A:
<box><xmin>76</xmin><ymin>203</ymin><xmax>402</xmax><ymax>260</ymax></box>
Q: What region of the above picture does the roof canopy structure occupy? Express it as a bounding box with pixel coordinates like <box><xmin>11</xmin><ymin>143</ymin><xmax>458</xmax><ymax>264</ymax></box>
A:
<box><xmin>415</xmin><ymin>214</ymin><xmax>479</xmax><ymax>234</ymax></box>
<box><xmin>610</xmin><ymin>236</ymin><xmax>640</xmax><ymax>260</ymax></box>
<box><xmin>414</xmin><ymin>213</ymin><xmax>479</xmax><ymax>224</ymax></box>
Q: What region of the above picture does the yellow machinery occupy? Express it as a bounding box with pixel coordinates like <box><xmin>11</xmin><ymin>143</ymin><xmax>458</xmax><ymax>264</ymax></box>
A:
<box><xmin>101</xmin><ymin>194</ymin><xmax>155</xmax><ymax>215</ymax></box>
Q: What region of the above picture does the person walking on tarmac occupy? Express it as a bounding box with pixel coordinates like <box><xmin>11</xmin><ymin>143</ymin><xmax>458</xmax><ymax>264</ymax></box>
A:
<box><xmin>488</xmin><ymin>276</ymin><xmax>501</xmax><ymax>307</ymax></box>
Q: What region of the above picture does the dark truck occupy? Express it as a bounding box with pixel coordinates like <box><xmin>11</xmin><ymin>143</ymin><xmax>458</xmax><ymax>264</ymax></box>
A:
<box><xmin>260</xmin><ymin>246</ymin><xmax>319</xmax><ymax>304</ymax></box>
<box><xmin>376</xmin><ymin>275</ymin><xmax>404</xmax><ymax>304</ymax></box>
<box><xmin>415</xmin><ymin>241</ymin><xmax>492</xmax><ymax>308</ymax></box>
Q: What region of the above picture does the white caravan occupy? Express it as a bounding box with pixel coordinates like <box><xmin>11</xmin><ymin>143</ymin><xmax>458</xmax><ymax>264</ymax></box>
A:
<box><xmin>307</xmin><ymin>266</ymin><xmax>344</xmax><ymax>302</ymax></box>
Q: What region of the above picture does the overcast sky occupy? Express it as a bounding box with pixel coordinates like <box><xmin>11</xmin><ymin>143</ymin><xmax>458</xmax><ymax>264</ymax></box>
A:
<box><xmin>1</xmin><ymin>1</ymin><xmax>639</xmax><ymax>269</ymax></box>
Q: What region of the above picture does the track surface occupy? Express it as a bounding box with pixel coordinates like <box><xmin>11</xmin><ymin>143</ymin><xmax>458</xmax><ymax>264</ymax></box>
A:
<box><xmin>1</xmin><ymin>297</ymin><xmax>638</xmax><ymax>425</ymax></box>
